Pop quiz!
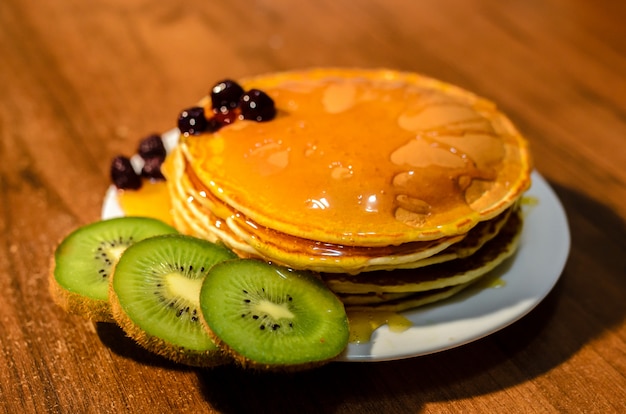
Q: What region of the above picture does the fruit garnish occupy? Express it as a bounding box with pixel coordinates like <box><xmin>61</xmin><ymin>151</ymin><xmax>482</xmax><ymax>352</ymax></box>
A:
<box><xmin>49</xmin><ymin>217</ymin><xmax>178</xmax><ymax>322</ymax></box>
<box><xmin>211</xmin><ymin>79</ymin><xmax>245</xmax><ymax>112</ymax></box>
<box><xmin>51</xmin><ymin>218</ymin><xmax>351</xmax><ymax>369</ymax></box>
<box><xmin>177</xmin><ymin>106</ymin><xmax>208</xmax><ymax>136</ymax></box>
<box><xmin>109</xmin><ymin>234</ymin><xmax>237</xmax><ymax>367</ymax></box>
<box><xmin>199</xmin><ymin>259</ymin><xmax>349</xmax><ymax>371</ymax></box>
<box><xmin>137</xmin><ymin>133</ymin><xmax>166</xmax><ymax>161</ymax></box>
<box><xmin>110</xmin><ymin>155</ymin><xmax>142</xmax><ymax>190</ymax></box>
<box><xmin>239</xmin><ymin>89</ymin><xmax>276</xmax><ymax>122</ymax></box>
<box><xmin>108</xmin><ymin>79</ymin><xmax>278</xmax><ymax>189</ymax></box>
<box><xmin>140</xmin><ymin>157</ymin><xmax>165</xmax><ymax>180</ymax></box>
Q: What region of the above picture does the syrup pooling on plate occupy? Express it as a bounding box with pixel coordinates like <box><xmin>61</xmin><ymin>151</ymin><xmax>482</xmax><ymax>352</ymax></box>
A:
<box><xmin>347</xmin><ymin>310</ymin><xmax>412</xmax><ymax>344</ymax></box>
<box><xmin>184</xmin><ymin>71</ymin><xmax>530</xmax><ymax>246</ymax></box>
<box><xmin>117</xmin><ymin>181</ymin><xmax>173</xmax><ymax>225</ymax></box>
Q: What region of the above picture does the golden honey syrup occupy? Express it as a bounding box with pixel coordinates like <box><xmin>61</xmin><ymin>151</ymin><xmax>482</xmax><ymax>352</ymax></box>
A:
<box><xmin>184</xmin><ymin>69</ymin><xmax>532</xmax><ymax>246</ymax></box>
<box><xmin>117</xmin><ymin>180</ymin><xmax>173</xmax><ymax>225</ymax></box>
<box><xmin>347</xmin><ymin>310</ymin><xmax>413</xmax><ymax>343</ymax></box>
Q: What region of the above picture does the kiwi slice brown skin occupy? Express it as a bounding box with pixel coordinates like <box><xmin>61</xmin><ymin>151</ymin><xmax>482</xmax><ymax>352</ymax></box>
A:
<box><xmin>49</xmin><ymin>267</ymin><xmax>114</xmax><ymax>322</ymax></box>
<box><xmin>109</xmin><ymin>234</ymin><xmax>237</xmax><ymax>367</ymax></box>
<box><xmin>49</xmin><ymin>217</ymin><xmax>178</xmax><ymax>322</ymax></box>
<box><xmin>199</xmin><ymin>259</ymin><xmax>350</xmax><ymax>372</ymax></box>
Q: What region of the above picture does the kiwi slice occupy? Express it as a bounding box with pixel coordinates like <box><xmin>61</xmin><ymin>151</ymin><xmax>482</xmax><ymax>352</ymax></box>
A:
<box><xmin>109</xmin><ymin>234</ymin><xmax>237</xmax><ymax>367</ymax></box>
<box><xmin>50</xmin><ymin>217</ymin><xmax>178</xmax><ymax>322</ymax></box>
<box><xmin>199</xmin><ymin>259</ymin><xmax>350</xmax><ymax>371</ymax></box>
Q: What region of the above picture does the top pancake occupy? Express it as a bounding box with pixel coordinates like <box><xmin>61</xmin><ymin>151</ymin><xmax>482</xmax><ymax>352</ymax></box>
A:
<box><xmin>181</xmin><ymin>68</ymin><xmax>532</xmax><ymax>246</ymax></box>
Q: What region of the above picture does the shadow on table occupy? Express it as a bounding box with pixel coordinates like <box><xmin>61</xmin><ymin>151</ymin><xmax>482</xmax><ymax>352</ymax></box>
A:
<box><xmin>96</xmin><ymin>322</ymin><xmax>190</xmax><ymax>371</ymax></box>
<box><xmin>193</xmin><ymin>181</ymin><xmax>626</xmax><ymax>413</ymax></box>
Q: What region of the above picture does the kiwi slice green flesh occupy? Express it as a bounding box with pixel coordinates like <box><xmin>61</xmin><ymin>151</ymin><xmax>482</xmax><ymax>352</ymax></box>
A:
<box><xmin>199</xmin><ymin>259</ymin><xmax>350</xmax><ymax>370</ymax></box>
<box><xmin>50</xmin><ymin>217</ymin><xmax>178</xmax><ymax>322</ymax></box>
<box><xmin>109</xmin><ymin>234</ymin><xmax>237</xmax><ymax>367</ymax></box>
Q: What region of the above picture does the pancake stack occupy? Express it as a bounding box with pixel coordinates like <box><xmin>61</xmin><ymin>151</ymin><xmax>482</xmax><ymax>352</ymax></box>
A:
<box><xmin>162</xmin><ymin>68</ymin><xmax>532</xmax><ymax>312</ymax></box>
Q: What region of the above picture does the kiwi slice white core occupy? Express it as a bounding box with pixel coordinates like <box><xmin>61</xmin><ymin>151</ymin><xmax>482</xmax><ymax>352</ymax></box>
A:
<box><xmin>164</xmin><ymin>272</ymin><xmax>204</xmax><ymax>304</ymax></box>
<box><xmin>254</xmin><ymin>300</ymin><xmax>295</xmax><ymax>320</ymax></box>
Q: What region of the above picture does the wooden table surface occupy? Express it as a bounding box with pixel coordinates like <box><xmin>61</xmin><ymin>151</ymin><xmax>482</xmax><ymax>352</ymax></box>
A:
<box><xmin>2</xmin><ymin>0</ymin><xmax>626</xmax><ymax>412</ymax></box>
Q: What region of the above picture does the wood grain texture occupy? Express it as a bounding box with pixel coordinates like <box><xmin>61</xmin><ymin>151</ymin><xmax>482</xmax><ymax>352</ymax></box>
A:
<box><xmin>1</xmin><ymin>0</ymin><xmax>625</xmax><ymax>412</ymax></box>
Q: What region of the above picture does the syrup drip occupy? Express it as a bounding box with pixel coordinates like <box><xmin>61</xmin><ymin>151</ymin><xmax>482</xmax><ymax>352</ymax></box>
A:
<box><xmin>347</xmin><ymin>310</ymin><xmax>412</xmax><ymax>343</ymax></box>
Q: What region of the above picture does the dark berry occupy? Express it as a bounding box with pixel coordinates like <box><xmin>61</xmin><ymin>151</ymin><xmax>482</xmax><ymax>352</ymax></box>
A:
<box><xmin>178</xmin><ymin>106</ymin><xmax>207</xmax><ymax>135</ymax></box>
<box><xmin>110</xmin><ymin>156</ymin><xmax>142</xmax><ymax>190</ymax></box>
<box><xmin>211</xmin><ymin>79</ymin><xmax>245</xmax><ymax>112</ymax></box>
<box><xmin>141</xmin><ymin>157</ymin><xmax>165</xmax><ymax>180</ymax></box>
<box><xmin>138</xmin><ymin>134</ymin><xmax>166</xmax><ymax>161</ymax></box>
<box><xmin>239</xmin><ymin>89</ymin><xmax>276</xmax><ymax>122</ymax></box>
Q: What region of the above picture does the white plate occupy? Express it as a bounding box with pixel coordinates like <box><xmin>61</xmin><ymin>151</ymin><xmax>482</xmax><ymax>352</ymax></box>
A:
<box><xmin>102</xmin><ymin>169</ymin><xmax>570</xmax><ymax>362</ymax></box>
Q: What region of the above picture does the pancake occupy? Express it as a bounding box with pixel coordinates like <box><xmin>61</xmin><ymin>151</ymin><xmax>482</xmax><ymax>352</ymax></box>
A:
<box><xmin>158</xmin><ymin>68</ymin><xmax>532</xmax><ymax>313</ymax></box>
<box><xmin>178</xmin><ymin>69</ymin><xmax>531</xmax><ymax>246</ymax></box>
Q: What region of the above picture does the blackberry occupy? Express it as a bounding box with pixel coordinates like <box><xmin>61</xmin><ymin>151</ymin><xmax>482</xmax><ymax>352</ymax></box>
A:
<box><xmin>138</xmin><ymin>134</ymin><xmax>166</xmax><ymax>161</ymax></box>
<box><xmin>110</xmin><ymin>156</ymin><xmax>141</xmax><ymax>190</ymax></box>
<box><xmin>211</xmin><ymin>79</ymin><xmax>245</xmax><ymax>112</ymax></box>
<box><xmin>239</xmin><ymin>89</ymin><xmax>276</xmax><ymax>122</ymax></box>
<box><xmin>178</xmin><ymin>106</ymin><xmax>208</xmax><ymax>135</ymax></box>
<box><xmin>141</xmin><ymin>157</ymin><xmax>165</xmax><ymax>180</ymax></box>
